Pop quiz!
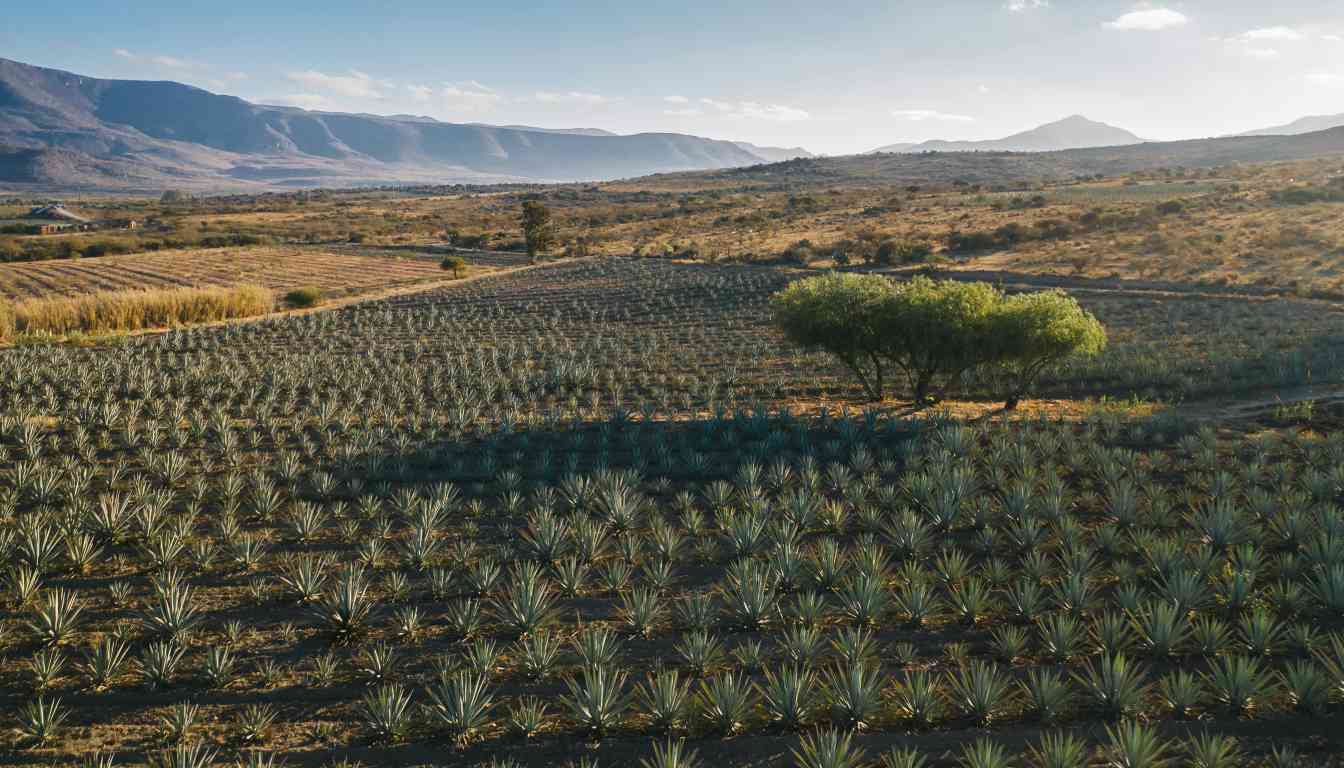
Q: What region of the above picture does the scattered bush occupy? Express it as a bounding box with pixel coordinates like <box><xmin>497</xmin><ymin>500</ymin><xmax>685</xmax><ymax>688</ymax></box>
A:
<box><xmin>12</xmin><ymin>284</ymin><xmax>272</xmax><ymax>336</ymax></box>
<box><xmin>284</xmin><ymin>287</ymin><xmax>323</xmax><ymax>308</ymax></box>
<box><xmin>780</xmin><ymin>240</ymin><xmax>817</xmax><ymax>265</ymax></box>
<box><xmin>876</xmin><ymin>239</ymin><xmax>934</xmax><ymax>265</ymax></box>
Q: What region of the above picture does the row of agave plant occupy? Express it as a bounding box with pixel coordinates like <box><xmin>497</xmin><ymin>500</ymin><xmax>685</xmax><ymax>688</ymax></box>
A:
<box><xmin>4</xmin><ymin>402</ymin><xmax>1344</xmax><ymax>765</ymax></box>
<box><xmin>1</xmin><ymin>259</ymin><xmax>1337</xmax><ymax>441</ymax></box>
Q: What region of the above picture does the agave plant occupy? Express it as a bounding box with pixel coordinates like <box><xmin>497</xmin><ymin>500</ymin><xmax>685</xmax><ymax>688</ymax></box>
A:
<box><xmin>236</xmin><ymin>703</ymin><xmax>278</xmax><ymax>744</ymax></box>
<box><xmin>1103</xmin><ymin>720</ymin><xmax>1169</xmax><ymax>768</ymax></box>
<box><xmin>1074</xmin><ymin>654</ymin><xmax>1148</xmax><ymax>720</ymax></box>
<box><xmin>160</xmin><ymin>700</ymin><xmax>199</xmax><ymax>743</ymax></box>
<box><xmin>28</xmin><ymin>588</ymin><xmax>83</xmax><ymax>646</ymax></box>
<box><xmin>639</xmin><ymin>668</ymin><xmax>692</xmax><ymax>734</ymax></box>
<box><xmin>959</xmin><ymin>738</ymin><xmax>1012</xmax><ymax>768</ymax></box>
<box><xmin>823</xmin><ymin>662</ymin><xmax>883</xmax><ymax>730</ymax></box>
<box><xmin>1028</xmin><ymin>731</ymin><xmax>1089</xmax><ymax>768</ymax></box>
<box><xmin>128</xmin><ymin>739</ymin><xmax>217</xmax><ymax>768</ymax></box>
<box><xmin>309</xmin><ymin>565</ymin><xmax>376</xmax><ymax>644</ymax></box>
<box><xmin>564</xmin><ymin>665</ymin><xmax>631</xmax><ymax>738</ymax></box>
<box><xmin>792</xmin><ymin>728</ymin><xmax>867</xmax><ymax>768</ymax></box>
<box><xmin>892</xmin><ymin>670</ymin><xmax>943</xmax><ymax>728</ymax></box>
<box><xmin>640</xmin><ymin>737</ymin><xmax>701</xmax><ymax>768</ymax></box>
<box><xmin>82</xmin><ymin>636</ymin><xmax>131</xmax><ymax>691</ymax></box>
<box><xmin>492</xmin><ymin>562</ymin><xmax>557</xmax><ymax>637</ymax></box>
<box><xmin>1022</xmin><ymin>668</ymin><xmax>1073</xmax><ymax>724</ymax></box>
<box><xmin>1182</xmin><ymin>732</ymin><xmax>1241</xmax><ymax>768</ymax></box>
<box><xmin>697</xmin><ymin>671</ymin><xmax>754</xmax><ymax>736</ymax></box>
<box><xmin>1203</xmin><ymin>655</ymin><xmax>1274</xmax><ymax>716</ymax></box>
<box><xmin>758</xmin><ymin>664</ymin><xmax>816</xmax><ymax>731</ymax></box>
<box><xmin>361</xmin><ymin>683</ymin><xmax>414</xmax><ymax>743</ymax></box>
<box><xmin>16</xmin><ymin>695</ymin><xmax>67</xmax><ymax>745</ymax></box>
<box><xmin>505</xmin><ymin>699</ymin><xmax>545</xmax><ymax>737</ymax></box>
<box><xmin>947</xmin><ymin>660</ymin><xmax>1016</xmax><ymax>726</ymax></box>
<box><xmin>424</xmin><ymin>670</ymin><xmax>494</xmax><ymax>746</ymax></box>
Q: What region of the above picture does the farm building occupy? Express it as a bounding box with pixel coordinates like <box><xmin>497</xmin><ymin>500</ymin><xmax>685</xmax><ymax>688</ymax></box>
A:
<box><xmin>27</xmin><ymin>204</ymin><xmax>91</xmax><ymax>224</ymax></box>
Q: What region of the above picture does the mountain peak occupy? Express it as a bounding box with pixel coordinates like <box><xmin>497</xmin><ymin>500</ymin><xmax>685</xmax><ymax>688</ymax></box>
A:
<box><xmin>870</xmin><ymin>115</ymin><xmax>1145</xmax><ymax>154</ymax></box>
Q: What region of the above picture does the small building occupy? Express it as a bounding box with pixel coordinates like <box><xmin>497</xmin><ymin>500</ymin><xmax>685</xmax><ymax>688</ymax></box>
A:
<box><xmin>27</xmin><ymin>204</ymin><xmax>91</xmax><ymax>225</ymax></box>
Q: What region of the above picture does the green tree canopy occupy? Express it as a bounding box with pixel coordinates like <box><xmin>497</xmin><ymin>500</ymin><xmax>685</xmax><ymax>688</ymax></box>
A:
<box><xmin>770</xmin><ymin>272</ymin><xmax>894</xmax><ymax>400</ymax></box>
<box><xmin>988</xmin><ymin>289</ymin><xmax>1107</xmax><ymax>409</ymax></box>
<box><xmin>771</xmin><ymin>273</ymin><xmax>1107</xmax><ymax>407</ymax></box>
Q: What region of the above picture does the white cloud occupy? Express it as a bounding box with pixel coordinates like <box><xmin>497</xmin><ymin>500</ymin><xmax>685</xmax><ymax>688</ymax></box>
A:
<box><xmin>286</xmin><ymin>69</ymin><xmax>387</xmax><ymax>99</ymax></box>
<box><xmin>535</xmin><ymin>91</ymin><xmax>610</xmax><ymax>105</ymax></box>
<box><xmin>443</xmin><ymin>82</ymin><xmax>504</xmax><ymax>112</ymax></box>
<box><xmin>663</xmin><ymin>108</ymin><xmax>704</xmax><ymax>117</ymax></box>
<box><xmin>1324</xmin><ymin>34</ymin><xmax>1343</xmax><ymax>42</ymax></box>
<box><xmin>1104</xmin><ymin>8</ymin><xmax>1189</xmax><ymax>31</ymax></box>
<box><xmin>739</xmin><ymin>102</ymin><xmax>810</xmax><ymax>121</ymax></box>
<box><xmin>976</xmin><ymin>84</ymin><xmax>992</xmax><ymax>95</ymax></box>
<box><xmin>891</xmin><ymin>108</ymin><xmax>974</xmax><ymax>122</ymax></box>
<box><xmin>406</xmin><ymin>84</ymin><xmax>434</xmax><ymax>103</ymax></box>
<box><xmin>113</xmin><ymin>49</ymin><xmax>201</xmax><ymax>69</ymax></box>
<box><xmin>1237</xmin><ymin>26</ymin><xmax>1304</xmax><ymax>41</ymax></box>
<box><xmin>1306</xmin><ymin>72</ymin><xmax>1344</xmax><ymax>87</ymax></box>
<box><xmin>1005</xmin><ymin>0</ymin><xmax>1048</xmax><ymax>11</ymax></box>
<box><xmin>696</xmin><ymin>98</ymin><xmax>809</xmax><ymax>121</ymax></box>
<box><xmin>664</xmin><ymin>95</ymin><xmax>690</xmax><ymax>104</ymax></box>
<box><xmin>1242</xmin><ymin>47</ymin><xmax>1280</xmax><ymax>60</ymax></box>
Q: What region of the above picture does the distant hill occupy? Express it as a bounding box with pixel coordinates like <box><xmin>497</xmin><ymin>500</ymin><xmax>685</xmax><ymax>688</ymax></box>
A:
<box><xmin>680</xmin><ymin>126</ymin><xmax>1344</xmax><ymax>188</ymax></box>
<box><xmin>732</xmin><ymin>142</ymin><xmax>815</xmax><ymax>162</ymax></box>
<box><xmin>1234</xmin><ymin>114</ymin><xmax>1344</xmax><ymax>137</ymax></box>
<box><xmin>483</xmin><ymin>125</ymin><xmax>619</xmax><ymax>137</ymax></box>
<box><xmin>871</xmin><ymin>115</ymin><xmax>1145</xmax><ymax>154</ymax></box>
<box><xmin>0</xmin><ymin>57</ymin><xmax>772</xmax><ymax>190</ymax></box>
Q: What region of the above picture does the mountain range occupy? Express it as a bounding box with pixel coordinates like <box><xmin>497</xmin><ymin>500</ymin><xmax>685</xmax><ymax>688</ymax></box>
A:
<box><xmin>871</xmin><ymin>115</ymin><xmax>1145</xmax><ymax>154</ymax></box>
<box><xmin>0</xmin><ymin>57</ymin><xmax>806</xmax><ymax>190</ymax></box>
<box><xmin>1232</xmin><ymin>113</ymin><xmax>1344</xmax><ymax>138</ymax></box>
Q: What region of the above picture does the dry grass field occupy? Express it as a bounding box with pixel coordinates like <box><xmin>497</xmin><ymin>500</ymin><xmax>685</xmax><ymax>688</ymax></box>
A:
<box><xmin>0</xmin><ymin>246</ymin><xmax>468</xmax><ymax>302</ymax></box>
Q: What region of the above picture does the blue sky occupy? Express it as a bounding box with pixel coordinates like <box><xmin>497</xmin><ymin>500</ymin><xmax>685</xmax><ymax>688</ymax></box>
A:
<box><xmin>4</xmin><ymin>1</ymin><xmax>1343</xmax><ymax>154</ymax></box>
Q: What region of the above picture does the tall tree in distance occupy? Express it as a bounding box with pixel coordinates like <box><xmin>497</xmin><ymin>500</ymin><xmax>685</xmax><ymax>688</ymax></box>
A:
<box><xmin>521</xmin><ymin>201</ymin><xmax>555</xmax><ymax>264</ymax></box>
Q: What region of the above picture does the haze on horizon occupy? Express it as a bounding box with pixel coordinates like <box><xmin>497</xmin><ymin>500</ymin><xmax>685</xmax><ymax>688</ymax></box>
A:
<box><xmin>3</xmin><ymin>0</ymin><xmax>1343</xmax><ymax>156</ymax></box>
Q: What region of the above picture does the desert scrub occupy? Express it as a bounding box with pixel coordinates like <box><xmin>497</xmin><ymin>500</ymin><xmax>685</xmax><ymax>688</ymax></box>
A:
<box><xmin>284</xmin><ymin>286</ymin><xmax>323</xmax><ymax>308</ymax></box>
<box><xmin>11</xmin><ymin>284</ymin><xmax>271</xmax><ymax>335</ymax></box>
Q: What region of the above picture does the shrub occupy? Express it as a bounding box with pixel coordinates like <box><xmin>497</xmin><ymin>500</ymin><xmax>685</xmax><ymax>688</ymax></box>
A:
<box><xmin>13</xmin><ymin>284</ymin><xmax>272</xmax><ymax>336</ymax></box>
<box><xmin>781</xmin><ymin>239</ymin><xmax>817</xmax><ymax>265</ymax></box>
<box><xmin>284</xmin><ymin>286</ymin><xmax>323</xmax><ymax>308</ymax></box>
<box><xmin>440</xmin><ymin>255</ymin><xmax>467</xmax><ymax>278</ymax></box>
<box><xmin>876</xmin><ymin>239</ymin><xmax>934</xmax><ymax>265</ymax></box>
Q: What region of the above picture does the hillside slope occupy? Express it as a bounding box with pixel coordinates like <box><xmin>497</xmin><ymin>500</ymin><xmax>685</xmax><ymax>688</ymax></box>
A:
<box><xmin>0</xmin><ymin>57</ymin><xmax>768</xmax><ymax>190</ymax></box>
<box><xmin>871</xmin><ymin>115</ymin><xmax>1145</xmax><ymax>154</ymax></box>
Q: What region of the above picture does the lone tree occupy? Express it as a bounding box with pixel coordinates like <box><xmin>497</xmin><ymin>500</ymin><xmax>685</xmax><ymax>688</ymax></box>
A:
<box><xmin>771</xmin><ymin>273</ymin><xmax>1106</xmax><ymax>407</ymax></box>
<box><xmin>440</xmin><ymin>255</ymin><xmax>467</xmax><ymax>278</ymax></box>
<box><xmin>521</xmin><ymin>200</ymin><xmax>555</xmax><ymax>264</ymax></box>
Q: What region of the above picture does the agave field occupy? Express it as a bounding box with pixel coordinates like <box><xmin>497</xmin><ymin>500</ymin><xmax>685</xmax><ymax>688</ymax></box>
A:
<box><xmin>2</xmin><ymin>256</ymin><xmax>1344</xmax><ymax>767</ymax></box>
